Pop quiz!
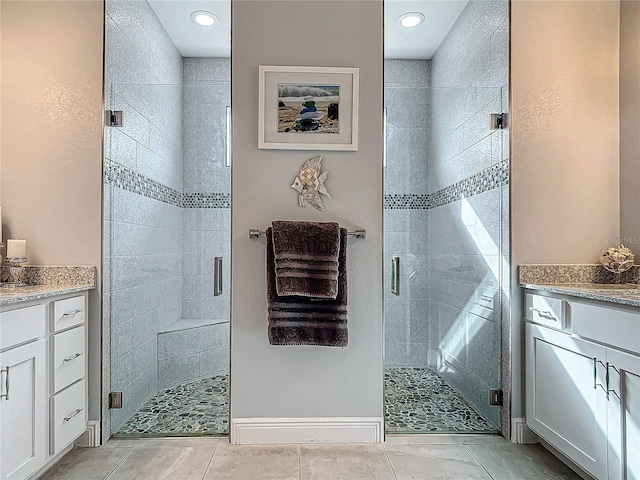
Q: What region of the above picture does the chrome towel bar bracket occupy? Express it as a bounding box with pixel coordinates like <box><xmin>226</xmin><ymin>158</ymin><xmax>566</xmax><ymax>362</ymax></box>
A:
<box><xmin>249</xmin><ymin>228</ymin><xmax>366</xmax><ymax>239</ymax></box>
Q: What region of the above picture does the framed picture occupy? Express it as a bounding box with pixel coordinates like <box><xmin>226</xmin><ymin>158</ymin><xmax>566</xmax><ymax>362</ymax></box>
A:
<box><xmin>258</xmin><ymin>65</ymin><xmax>359</xmax><ymax>151</ymax></box>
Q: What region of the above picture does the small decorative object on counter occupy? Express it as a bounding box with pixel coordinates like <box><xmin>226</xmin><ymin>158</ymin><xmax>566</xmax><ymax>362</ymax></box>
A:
<box><xmin>291</xmin><ymin>155</ymin><xmax>331</xmax><ymax>212</ymax></box>
<box><xmin>2</xmin><ymin>239</ymin><xmax>28</xmax><ymax>287</ymax></box>
<box><xmin>600</xmin><ymin>244</ymin><xmax>635</xmax><ymax>274</ymax></box>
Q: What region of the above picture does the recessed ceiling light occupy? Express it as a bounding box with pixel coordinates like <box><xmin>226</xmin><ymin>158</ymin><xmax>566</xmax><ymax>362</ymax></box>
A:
<box><xmin>190</xmin><ymin>10</ymin><xmax>217</xmax><ymax>27</ymax></box>
<box><xmin>398</xmin><ymin>12</ymin><xmax>425</xmax><ymax>28</ymax></box>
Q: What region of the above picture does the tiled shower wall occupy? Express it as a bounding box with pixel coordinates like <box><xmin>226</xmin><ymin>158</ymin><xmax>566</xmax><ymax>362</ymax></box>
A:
<box><xmin>384</xmin><ymin>60</ymin><xmax>431</xmax><ymax>367</ymax></box>
<box><xmin>103</xmin><ymin>0</ymin><xmax>184</xmax><ymax>436</ymax></box>
<box><xmin>182</xmin><ymin>58</ymin><xmax>231</xmax><ymax>324</ymax></box>
<box><xmin>427</xmin><ymin>0</ymin><xmax>509</xmax><ymax>429</ymax></box>
<box><xmin>155</xmin><ymin>58</ymin><xmax>231</xmax><ymax>388</ymax></box>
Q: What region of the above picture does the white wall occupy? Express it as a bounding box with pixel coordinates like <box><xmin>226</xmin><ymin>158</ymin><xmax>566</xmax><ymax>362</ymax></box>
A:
<box><xmin>230</xmin><ymin>0</ymin><xmax>383</xmax><ymax>440</ymax></box>
<box><xmin>510</xmin><ymin>0</ymin><xmax>620</xmax><ymax>424</ymax></box>
<box><xmin>0</xmin><ymin>1</ymin><xmax>104</xmax><ymax>421</ymax></box>
<box><xmin>620</xmin><ymin>0</ymin><xmax>640</xmax><ymax>246</ymax></box>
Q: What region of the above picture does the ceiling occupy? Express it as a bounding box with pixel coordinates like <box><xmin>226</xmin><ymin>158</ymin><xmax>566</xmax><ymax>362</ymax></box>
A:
<box><xmin>148</xmin><ymin>0</ymin><xmax>467</xmax><ymax>60</ymax></box>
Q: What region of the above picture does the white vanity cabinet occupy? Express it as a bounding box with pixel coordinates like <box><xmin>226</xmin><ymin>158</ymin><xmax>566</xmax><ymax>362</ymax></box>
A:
<box><xmin>0</xmin><ymin>292</ymin><xmax>88</xmax><ymax>480</ymax></box>
<box><xmin>525</xmin><ymin>291</ymin><xmax>640</xmax><ymax>480</ymax></box>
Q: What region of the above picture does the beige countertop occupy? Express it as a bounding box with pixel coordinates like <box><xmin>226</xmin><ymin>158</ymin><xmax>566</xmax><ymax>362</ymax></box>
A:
<box><xmin>0</xmin><ymin>265</ymin><xmax>96</xmax><ymax>307</ymax></box>
<box><xmin>521</xmin><ymin>282</ymin><xmax>640</xmax><ymax>308</ymax></box>
<box><xmin>0</xmin><ymin>283</ymin><xmax>95</xmax><ymax>306</ymax></box>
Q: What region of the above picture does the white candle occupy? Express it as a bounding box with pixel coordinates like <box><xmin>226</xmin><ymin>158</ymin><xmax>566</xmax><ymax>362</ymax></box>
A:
<box><xmin>7</xmin><ymin>239</ymin><xmax>26</xmax><ymax>258</ymax></box>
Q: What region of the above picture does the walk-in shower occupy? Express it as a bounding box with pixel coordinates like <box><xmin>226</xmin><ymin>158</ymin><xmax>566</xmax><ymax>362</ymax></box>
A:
<box><xmin>102</xmin><ymin>0</ymin><xmax>231</xmax><ymax>439</ymax></box>
<box><xmin>384</xmin><ymin>0</ymin><xmax>510</xmax><ymax>434</ymax></box>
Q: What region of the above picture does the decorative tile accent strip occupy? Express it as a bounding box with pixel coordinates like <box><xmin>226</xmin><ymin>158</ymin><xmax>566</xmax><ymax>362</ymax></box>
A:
<box><xmin>183</xmin><ymin>193</ymin><xmax>230</xmax><ymax>209</ymax></box>
<box><xmin>385</xmin><ymin>160</ymin><xmax>509</xmax><ymax>210</ymax></box>
<box><xmin>105</xmin><ymin>160</ymin><xmax>182</xmax><ymax>207</ymax></box>
<box><xmin>104</xmin><ymin>159</ymin><xmax>230</xmax><ymax>209</ymax></box>
<box><xmin>0</xmin><ymin>265</ymin><xmax>96</xmax><ymax>287</ymax></box>
<box><xmin>519</xmin><ymin>264</ymin><xmax>640</xmax><ymax>285</ymax></box>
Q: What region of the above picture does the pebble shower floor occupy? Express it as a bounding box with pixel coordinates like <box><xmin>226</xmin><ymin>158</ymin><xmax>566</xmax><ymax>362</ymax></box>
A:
<box><xmin>116</xmin><ymin>368</ymin><xmax>494</xmax><ymax>436</ymax></box>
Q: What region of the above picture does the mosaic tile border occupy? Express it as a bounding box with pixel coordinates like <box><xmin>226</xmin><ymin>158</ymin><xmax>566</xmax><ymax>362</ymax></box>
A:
<box><xmin>104</xmin><ymin>159</ymin><xmax>230</xmax><ymax>209</ymax></box>
<box><xmin>183</xmin><ymin>193</ymin><xmax>230</xmax><ymax>209</ymax></box>
<box><xmin>519</xmin><ymin>264</ymin><xmax>640</xmax><ymax>285</ymax></box>
<box><xmin>385</xmin><ymin>160</ymin><xmax>509</xmax><ymax>210</ymax></box>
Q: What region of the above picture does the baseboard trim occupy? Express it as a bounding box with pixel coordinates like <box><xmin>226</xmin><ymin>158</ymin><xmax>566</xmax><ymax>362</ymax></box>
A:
<box><xmin>231</xmin><ymin>417</ymin><xmax>384</xmax><ymax>445</ymax></box>
<box><xmin>511</xmin><ymin>417</ymin><xmax>538</xmax><ymax>444</ymax></box>
<box><xmin>75</xmin><ymin>420</ymin><xmax>101</xmax><ymax>447</ymax></box>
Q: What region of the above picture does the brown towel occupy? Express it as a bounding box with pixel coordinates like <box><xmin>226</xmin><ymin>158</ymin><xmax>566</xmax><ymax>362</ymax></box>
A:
<box><xmin>267</xmin><ymin>227</ymin><xmax>348</xmax><ymax>347</ymax></box>
<box><xmin>271</xmin><ymin>220</ymin><xmax>340</xmax><ymax>299</ymax></box>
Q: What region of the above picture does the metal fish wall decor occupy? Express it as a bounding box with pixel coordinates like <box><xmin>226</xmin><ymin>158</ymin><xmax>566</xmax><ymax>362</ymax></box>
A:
<box><xmin>291</xmin><ymin>155</ymin><xmax>331</xmax><ymax>212</ymax></box>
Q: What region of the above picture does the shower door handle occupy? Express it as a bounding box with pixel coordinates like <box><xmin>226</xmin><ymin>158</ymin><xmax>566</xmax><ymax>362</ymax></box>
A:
<box><xmin>214</xmin><ymin>257</ymin><xmax>223</xmax><ymax>296</ymax></box>
<box><xmin>391</xmin><ymin>256</ymin><xmax>400</xmax><ymax>296</ymax></box>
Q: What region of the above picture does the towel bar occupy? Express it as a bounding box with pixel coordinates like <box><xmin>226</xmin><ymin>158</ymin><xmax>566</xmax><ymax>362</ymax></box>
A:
<box><xmin>249</xmin><ymin>228</ymin><xmax>366</xmax><ymax>239</ymax></box>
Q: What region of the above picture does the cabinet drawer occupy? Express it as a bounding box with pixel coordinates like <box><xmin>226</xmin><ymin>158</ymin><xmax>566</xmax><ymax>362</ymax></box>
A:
<box><xmin>0</xmin><ymin>304</ymin><xmax>46</xmax><ymax>351</ymax></box>
<box><xmin>572</xmin><ymin>302</ymin><xmax>640</xmax><ymax>355</ymax></box>
<box><xmin>51</xmin><ymin>326</ymin><xmax>85</xmax><ymax>393</ymax></box>
<box><xmin>525</xmin><ymin>293</ymin><xmax>566</xmax><ymax>330</ymax></box>
<box><xmin>50</xmin><ymin>380</ymin><xmax>86</xmax><ymax>455</ymax></box>
<box><xmin>52</xmin><ymin>296</ymin><xmax>85</xmax><ymax>332</ymax></box>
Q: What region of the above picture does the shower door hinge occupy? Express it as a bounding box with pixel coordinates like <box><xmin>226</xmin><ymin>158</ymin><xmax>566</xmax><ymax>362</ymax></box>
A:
<box><xmin>490</xmin><ymin>113</ymin><xmax>508</xmax><ymax>130</ymax></box>
<box><xmin>105</xmin><ymin>110</ymin><xmax>124</xmax><ymax>127</ymax></box>
<box><xmin>109</xmin><ymin>392</ymin><xmax>123</xmax><ymax>409</ymax></box>
<box><xmin>489</xmin><ymin>389</ymin><xmax>503</xmax><ymax>406</ymax></box>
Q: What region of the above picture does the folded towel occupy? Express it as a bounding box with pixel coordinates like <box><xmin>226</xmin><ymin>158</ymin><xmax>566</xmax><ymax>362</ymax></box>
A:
<box><xmin>267</xmin><ymin>227</ymin><xmax>348</xmax><ymax>347</ymax></box>
<box><xmin>271</xmin><ymin>220</ymin><xmax>340</xmax><ymax>299</ymax></box>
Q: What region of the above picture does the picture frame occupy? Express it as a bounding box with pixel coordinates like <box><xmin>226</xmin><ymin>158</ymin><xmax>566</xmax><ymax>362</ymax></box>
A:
<box><xmin>258</xmin><ymin>65</ymin><xmax>359</xmax><ymax>151</ymax></box>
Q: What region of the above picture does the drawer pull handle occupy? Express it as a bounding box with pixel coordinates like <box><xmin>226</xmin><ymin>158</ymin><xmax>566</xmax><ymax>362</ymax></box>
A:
<box><xmin>61</xmin><ymin>309</ymin><xmax>82</xmax><ymax>319</ymax></box>
<box><xmin>1</xmin><ymin>366</ymin><xmax>9</xmax><ymax>400</ymax></box>
<box><xmin>530</xmin><ymin>307</ymin><xmax>556</xmax><ymax>320</ymax></box>
<box><xmin>63</xmin><ymin>353</ymin><xmax>83</xmax><ymax>363</ymax></box>
<box><xmin>64</xmin><ymin>408</ymin><xmax>83</xmax><ymax>422</ymax></box>
<box><xmin>480</xmin><ymin>295</ymin><xmax>492</xmax><ymax>302</ymax></box>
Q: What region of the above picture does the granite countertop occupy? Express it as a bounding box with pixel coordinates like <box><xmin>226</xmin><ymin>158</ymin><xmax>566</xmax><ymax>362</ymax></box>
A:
<box><xmin>0</xmin><ymin>265</ymin><xmax>96</xmax><ymax>307</ymax></box>
<box><xmin>521</xmin><ymin>282</ymin><xmax>640</xmax><ymax>308</ymax></box>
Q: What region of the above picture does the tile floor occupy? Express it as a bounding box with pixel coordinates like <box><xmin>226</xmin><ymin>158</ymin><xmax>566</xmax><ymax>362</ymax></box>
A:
<box><xmin>117</xmin><ymin>375</ymin><xmax>229</xmax><ymax>436</ymax></box>
<box><xmin>40</xmin><ymin>435</ymin><xmax>581</xmax><ymax>480</ymax></box>
<box><xmin>385</xmin><ymin>368</ymin><xmax>495</xmax><ymax>433</ymax></box>
<box><xmin>115</xmin><ymin>368</ymin><xmax>493</xmax><ymax>437</ymax></box>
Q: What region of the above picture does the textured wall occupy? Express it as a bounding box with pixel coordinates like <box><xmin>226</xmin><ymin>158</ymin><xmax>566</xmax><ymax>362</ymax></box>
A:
<box><xmin>510</xmin><ymin>0</ymin><xmax>620</xmax><ymax>425</ymax></box>
<box><xmin>182</xmin><ymin>58</ymin><xmax>231</xmax><ymax>323</ymax></box>
<box><xmin>103</xmin><ymin>0</ymin><xmax>184</xmax><ymax>434</ymax></box>
<box><xmin>157</xmin><ymin>321</ymin><xmax>229</xmax><ymax>387</ymax></box>
<box><xmin>384</xmin><ymin>60</ymin><xmax>431</xmax><ymax>368</ymax></box>
<box><xmin>620</xmin><ymin>0</ymin><xmax>640</xmax><ymax>247</ymax></box>
<box><xmin>427</xmin><ymin>0</ymin><xmax>509</xmax><ymax>429</ymax></box>
<box><xmin>231</xmin><ymin>0</ymin><xmax>384</xmax><ymax>428</ymax></box>
<box><xmin>0</xmin><ymin>0</ymin><xmax>104</xmax><ymax>426</ymax></box>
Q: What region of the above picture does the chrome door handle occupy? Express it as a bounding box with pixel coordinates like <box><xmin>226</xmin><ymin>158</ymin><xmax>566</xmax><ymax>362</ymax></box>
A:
<box><xmin>63</xmin><ymin>353</ymin><xmax>83</xmax><ymax>363</ymax></box>
<box><xmin>391</xmin><ymin>256</ymin><xmax>400</xmax><ymax>296</ymax></box>
<box><xmin>61</xmin><ymin>309</ymin><xmax>82</xmax><ymax>318</ymax></box>
<box><xmin>214</xmin><ymin>257</ymin><xmax>223</xmax><ymax>297</ymax></box>
<box><xmin>64</xmin><ymin>408</ymin><xmax>84</xmax><ymax>422</ymax></box>
<box><xmin>1</xmin><ymin>366</ymin><xmax>9</xmax><ymax>400</ymax></box>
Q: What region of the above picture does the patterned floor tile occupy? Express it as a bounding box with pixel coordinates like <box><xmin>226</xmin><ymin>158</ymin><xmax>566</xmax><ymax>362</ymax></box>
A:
<box><xmin>117</xmin><ymin>375</ymin><xmax>229</xmax><ymax>435</ymax></box>
<box><xmin>385</xmin><ymin>368</ymin><xmax>496</xmax><ymax>433</ymax></box>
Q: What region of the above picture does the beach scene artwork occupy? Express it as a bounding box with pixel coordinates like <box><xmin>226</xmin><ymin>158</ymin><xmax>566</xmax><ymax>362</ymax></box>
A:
<box><xmin>277</xmin><ymin>83</ymin><xmax>340</xmax><ymax>134</ymax></box>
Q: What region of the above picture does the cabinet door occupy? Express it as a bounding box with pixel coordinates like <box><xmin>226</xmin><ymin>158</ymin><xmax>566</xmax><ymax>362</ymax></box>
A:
<box><xmin>0</xmin><ymin>339</ymin><xmax>46</xmax><ymax>480</ymax></box>
<box><xmin>607</xmin><ymin>348</ymin><xmax>640</xmax><ymax>480</ymax></box>
<box><xmin>526</xmin><ymin>323</ymin><xmax>608</xmax><ymax>480</ymax></box>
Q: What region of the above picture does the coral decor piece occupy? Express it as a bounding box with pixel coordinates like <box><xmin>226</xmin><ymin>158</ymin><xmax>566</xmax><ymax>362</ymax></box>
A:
<box><xmin>601</xmin><ymin>244</ymin><xmax>635</xmax><ymax>274</ymax></box>
<box><xmin>291</xmin><ymin>155</ymin><xmax>331</xmax><ymax>212</ymax></box>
